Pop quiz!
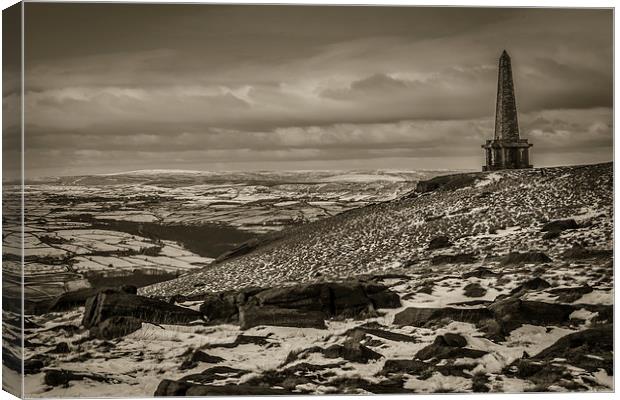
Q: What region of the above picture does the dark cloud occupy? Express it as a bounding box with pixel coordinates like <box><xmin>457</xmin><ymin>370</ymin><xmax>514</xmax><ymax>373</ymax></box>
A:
<box><xmin>11</xmin><ymin>5</ymin><xmax>613</xmax><ymax>177</ymax></box>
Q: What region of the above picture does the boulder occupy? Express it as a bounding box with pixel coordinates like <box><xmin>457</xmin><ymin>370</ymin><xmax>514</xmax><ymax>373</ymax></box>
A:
<box><xmin>191</xmin><ymin>350</ymin><xmax>224</xmax><ymax>364</ymax></box>
<box><xmin>531</xmin><ymin>324</ymin><xmax>612</xmax><ymax>374</ymax></box>
<box><xmin>542</xmin><ymin>230</ymin><xmax>561</xmax><ymax>240</ymax></box>
<box><xmin>46</xmin><ymin>285</ymin><xmax>137</xmax><ymax>314</ymax></box>
<box><xmin>471</xmin><ymin>374</ymin><xmax>490</xmax><ymax>392</ymax></box>
<box><xmin>541</xmin><ymin>219</ymin><xmax>578</xmax><ymax>232</ymax></box>
<box><xmin>548</xmin><ymin>285</ymin><xmax>593</xmax><ymax>303</ymax></box>
<box><xmin>393</xmin><ymin>307</ymin><xmax>493</xmax><ymax>328</ymax></box>
<box><xmin>253</xmin><ymin>283</ymin><xmax>331</xmax><ymax>312</ymax></box>
<box><xmin>561</xmin><ymin>245</ymin><xmax>613</xmax><ymax>260</ymax></box>
<box><xmin>327</xmin><ymin>331</ymin><xmax>383</xmax><ymax>363</ymax></box>
<box><xmin>367</xmin><ymin>289</ymin><xmax>401</xmax><ymax>309</ymax></box>
<box><xmin>463</xmin><ymin>283</ymin><xmax>487</xmax><ymax>298</ymax></box>
<box><xmin>121</xmin><ymin>285</ymin><xmax>138</xmax><ymax>294</ymax></box>
<box><xmin>197</xmin><ymin>280</ymin><xmax>401</xmax><ymax>329</ymax></box>
<box><xmin>380</xmin><ymin>359</ymin><xmax>431</xmax><ymax>376</ymax></box>
<box><xmin>431</xmin><ymin>253</ymin><xmax>476</xmax><ymax>265</ymax></box>
<box><xmin>179</xmin><ymin>350</ymin><xmax>225</xmax><ymax>371</ymax></box>
<box><xmin>500</xmin><ymin>251</ymin><xmax>552</xmax><ymax>265</ymax></box>
<box><xmin>154</xmin><ymin>379</ymin><xmax>192</xmax><ymax>396</ymax></box>
<box><xmin>506</xmin><ymin>277</ymin><xmax>551</xmax><ymax>296</ymax></box>
<box><xmin>442</xmin><ymin>332</ymin><xmax>468</xmax><ymax>347</ymax></box>
<box><xmin>82</xmin><ymin>291</ymin><xmax>202</xmax><ymax>328</ymax></box>
<box><xmin>243</xmin><ymin>362</ymin><xmax>341</xmax><ymax>392</ymax></box>
<box><xmin>346</xmin><ymin>326</ymin><xmax>417</xmax><ymax>343</ymax></box>
<box><xmin>199</xmin><ymin>292</ymin><xmax>239</xmax><ymax>324</ymax></box>
<box><xmin>517</xmin><ymin>277</ymin><xmax>551</xmax><ymax>291</ymax></box>
<box><xmin>44</xmin><ymin>369</ymin><xmax>111</xmax><ymax>387</ymax></box>
<box><xmin>328</xmin><ymin>376</ymin><xmax>412</xmax><ymax>394</ymax></box>
<box><xmin>463</xmin><ymin>267</ymin><xmax>498</xmax><ymax>279</ymax></box>
<box><xmin>242</xmin><ymin>281</ymin><xmax>400</xmax><ymax>320</ymax></box>
<box><xmin>47</xmin><ymin>288</ymin><xmax>102</xmax><ymax>314</ymax></box>
<box><xmin>24</xmin><ymin>357</ymin><xmax>46</xmax><ymax>375</ymax></box>
<box><xmin>206</xmin><ymin>334</ymin><xmax>273</xmax><ymax>349</ymax></box>
<box><xmin>239</xmin><ymin>305</ymin><xmax>327</xmax><ymax>330</ymax></box>
<box><xmin>427</xmin><ymin>236</ymin><xmax>452</xmax><ymax>250</ymax></box>
<box><xmin>179</xmin><ymin>366</ymin><xmax>248</xmax><ymax>384</ymax></box>
<box><xmin>89</xmin><ymin>316</ymin><xmax>143</xmax><ymax>340</ymax></box>
<box><xmin>330</xmin><ymin>282</ymin><xmax>375</xmax><ymax>317</ymax></box>
<box><xmin>503</xmin><ymin>325</ymin><xmax>613</xmax><ymax>390</ymax></box>
<box><xmin>49</xmin><ymin>342</ymin><xmax>70</xmax><ymax>354</ymax></box>
<box><xmin>590</xmin><ymin>304</ymin><xmax>613</xmax><ymax>324</ymax></box>
<box><xmin>324</xmin><ymin>342</ymin><xmax>382</xmax><ymax>364</ymax></box>
<box><xmin>415</xmin><ymin>335</ymin><xmax>487</xmax><ymax>361</ymax></box>
<box><xmin>415</xmin><ymin>283</ymin><xmax>434</xmax><ymax>295</ymax></box>
<box><xmin>488</xmin><ymin>297</ymin><xmax>574</xmax><ymax>333</ymax></box>
<box><xmin>185</xmin><ymin>384</ymin><xmax>288</xmax><ymax>396</ymax></box>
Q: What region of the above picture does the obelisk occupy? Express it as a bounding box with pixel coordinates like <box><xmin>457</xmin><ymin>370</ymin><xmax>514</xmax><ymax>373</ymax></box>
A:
<box><xmin>494</xmin><ymin>50</ymin><xmax>520</xmax><ymax>141</ymax></box>
<box><xmin>482</xmin><ymin>50</ymin><xmax>532</xmax><ymax>171</ymax></box>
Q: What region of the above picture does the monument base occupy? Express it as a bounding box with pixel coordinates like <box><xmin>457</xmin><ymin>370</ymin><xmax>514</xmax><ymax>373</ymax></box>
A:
<box><xmin>482</xmin><ymin>139</ymin><xmax>532</xmax><ymax>171</ymax></box>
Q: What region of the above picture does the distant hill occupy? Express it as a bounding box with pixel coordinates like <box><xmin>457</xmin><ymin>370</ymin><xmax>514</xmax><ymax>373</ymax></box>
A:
<box><xmin>23</xmin><ymin>169</ymin><xmax>461</xmax><ymax>187</ymax></box>
<box><xmin>142</xmin><ymin>162</ymin><xmax>613</xmax><ymax>298</ymax></box>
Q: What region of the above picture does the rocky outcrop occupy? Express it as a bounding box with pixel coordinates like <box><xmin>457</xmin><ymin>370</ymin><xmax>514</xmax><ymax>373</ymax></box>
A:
<box><xmin>45</xmin><ymin>285</ymin><xmax>138</xmax><ymax>314</ymax></box>
<box><xmin>415</xmin><ymin>173</ymin><xmax>476</xmax><ymax>194</ymax></box>
<box><xmin>198</xmin><ymin>287</ymin><xmax>264</xmax><ymax>325</ymax></box>
<box><xmin>431</xmin><ymin>253</ymin><xmax>476</xmax><ymax>265</ymax></box>
<box><xmin>89</xmin><ymin>316</ymin><xmax>143</xmax><ymax>340</ymax></box>
<box><xmin>427</xmin><ymin>236</ymin><xmax>452</xmax><ymax>250</ymax></box>
<box><xmin>154</xmin><ymin>380</ymin><xmax>192</xmax><ymax>396</ymax></box>
<box><xmin>202</xmin><ymin>280</ymin><xmax>401</xmax><ymax>330</ymax></box>
<box><xmin>239</xmin><ymin>306</ymin><xmax>327</xmax><ymax>330</ymax></box>
<box><xmin>179</xmin><ymin>351</ymin><xmax>225</xmax><ymax>370</ymax></box>
<box><xmin>530</xmin><ymin>324</ymin><xmax>612</xmax><ymax>373</ymax></box>
<box><xmin>380</xmin><ymin>359</ymin><xmax>432</xmax><ymax>376</ymax></box>
<box><xmin>393</xmin><ymin>307</ymin><xmax>493</xmax><ymax>327</ymax></box>
<box><xmin>396</xmin><ymin>294</ymin><xmax>576</xmax><ymax>336</ymax></box>
<box><xmin>155</xmin><ymin>380</ymin><xmax>288</xmax><ymax>396</ymax></box>
<box><xmin>548</xmin><ymin>285</ymin><xmax>593</xmax><ymax>303</ymax></box>
<box><xmin>415</xmin><ymin>334</ymin><xmax>487</xmax><ymax>361</ymax></box>
<box><xmin>44</xmin><ymin>369</ymin><xmax>113</xmax><ymax>387</ymax></box>
<box><xmin>154</xmin><ymin>366</ymin><xmax>290</xmax><ymax>396</ymax></box>
<box><xmin>463</xmin><ymin>267</ymin><xmax>498</xmax><ymax>279</ymax></box>
<box><xmin>504</xmin><ymin>324</ymin><xmax>612</xmax><ymax>390</ymax></box>
<box><xmin>251</xmin><ymin>283</ymin><xmax>332</xmax><ymax>313</ymax></box>
<box><xmin>503</xmin><ymin>277</ymin><xmax>551</xmax><ymax>298</ymax></box>
<box><xmin>488</xmin><ymin>297</ymin><xmax>574</xmax><ymax>334</ymax></box>
<box><xmin>324</xmin><ymin>330</ymin><xmax>383</xmax><ymax>363</ymax></box>
<box><xmin>501</xmin><ymin>251</ymin><xmax>552</xmax><ymax>265</ymax></box>
<box><xmin>184</xmin><ymin>384</ymin><xmax>289</xmax><ymax>396</ymax></box>
<box><xmin>542</xmin><ymin>230</ymin><xmax>561</xmax><ymax>240</ymax></box>
<box><xmin>463</xmin><ymin>282</ymin><xmax>487</xmax><ymax>297</ymax></box>
<box><xmin>345</xmin><ymin>325</ymin><xmax>417</xmax><ymax>343</ymax></box>
<box><xmin>24</xmin><ymin>357</ymin><xmax>46</xmax><ymax>375</ymax></box>
<box><xmin>541</xmin><ymin>219</ymin><xmax>578</xmax><ymax>232</ymax></box>
<box><xmin>562</xmin><ymin>245</ymin><xmax>613</xmax><ymax>260</ymax></box>
<box><xmin>513</xmin><ymin>277</ymin><xmax>551</xmax><ymax>292</ymax></box>
<box><xmin>82</xmin><ymin>290</ymin><xmax>202</xmax><ymax>329</ymax></box>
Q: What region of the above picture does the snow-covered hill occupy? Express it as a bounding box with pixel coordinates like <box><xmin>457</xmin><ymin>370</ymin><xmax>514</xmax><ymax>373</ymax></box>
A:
<box><xmin>17</xmin><ymin>163</ymin><xmax>614</xmax><ymax>396</ymax></box>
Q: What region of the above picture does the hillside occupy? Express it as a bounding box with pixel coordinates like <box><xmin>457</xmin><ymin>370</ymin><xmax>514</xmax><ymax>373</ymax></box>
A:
<box><xmin>22</xmin><ymin>163</ymin><xmax>613</xmax><ymax>396</ymax></box>
<box><xmin>143</xmin><ymin>163</ymin><xmax>612</xmax><ymax>298</ymax></box>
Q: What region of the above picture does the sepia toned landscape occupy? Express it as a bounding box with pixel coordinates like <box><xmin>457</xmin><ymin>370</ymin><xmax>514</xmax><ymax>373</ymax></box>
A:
<box><xmin>2</xmin><ymin>162</ymin><xmax>613</xmax><ymax>396</ymax></box>
<box><xmin>2</xmin><ymin>3</ymin><xmax>613</xmax><ymax>398</ymax></box>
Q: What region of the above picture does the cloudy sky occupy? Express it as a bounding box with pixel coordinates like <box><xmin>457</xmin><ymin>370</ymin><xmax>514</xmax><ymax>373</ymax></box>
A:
<box><xmin>7</xmin><ymin>4</ymin><xmax>614</xmax><ymax>177</ymax></box>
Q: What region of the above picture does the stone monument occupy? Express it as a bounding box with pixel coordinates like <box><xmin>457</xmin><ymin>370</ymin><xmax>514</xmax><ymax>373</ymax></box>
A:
<box><xmin>482</xmin><ymin>50</ymin><xmax>532</xmax><ymax>171</ymax></box>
